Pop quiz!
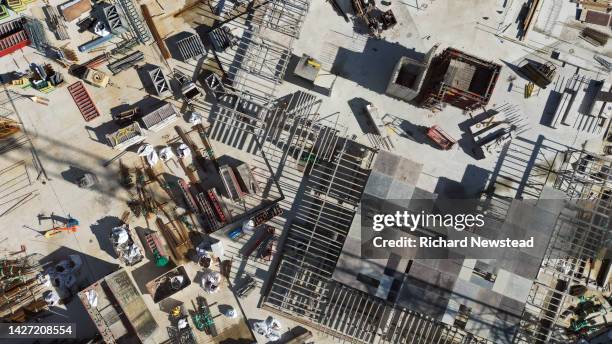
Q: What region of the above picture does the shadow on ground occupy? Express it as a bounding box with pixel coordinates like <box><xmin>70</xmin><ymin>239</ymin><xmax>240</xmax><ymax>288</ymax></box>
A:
<box><xmin>332</xmin><ymin>39</ymin><xmax>425</xmax><ymax>94</ymax></box>
<box><xmin>89</xmin><ymin>215</ymin><xmax>122</xmax><ymax>259</ymax></box>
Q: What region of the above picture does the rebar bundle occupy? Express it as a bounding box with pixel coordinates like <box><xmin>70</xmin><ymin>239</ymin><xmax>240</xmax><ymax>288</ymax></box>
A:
<box><xmin>0</xmin><ymin>256</ymin><xmax>47</xmax><ymax>322</ymax></box>
<box><xmin>0</xmin><ymin>256</ymin><xmax>39</xmax><ymax>289</ymax></box>
<box><xmin>84</xmin><ymin>53</ymin><xmax>110</xmax><ymax>69</ymax></box>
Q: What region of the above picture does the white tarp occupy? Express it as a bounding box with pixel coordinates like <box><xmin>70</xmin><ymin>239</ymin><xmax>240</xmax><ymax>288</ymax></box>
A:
<box><xmin>125</xmin><ymin>244</ymin><xmax>142</xmax><ymax>265</ymax></box>
<box><xmin>147</xmin><ymin>150</ymin><xmax>159</xmax><ymax>166</ymax></box>
<box><xmin>189</xmin><ymin>111</ymin><xmax>202</xmax><ymax>124</ymax></box>
<box><xmin>43</xmin><ymin>290</ymin><xmax>60</xmax><ymax>306</ymax></box>
<box><xmin>111</xmin><ymin>226</ymin><xmax>129</xmax><ymax>245</ymax></box>
<box><xmin>211</xmin><ymin>241</ymin><xmax>224</xmax><ymax>259</ymax></box>
<box><xmin>201</xmin><ymin>271</ymin><xmax>221</xmax><ymax>293</ymax></box>
<box><xmin>85</xmin><ymin>289</ymin><xmax>98</xmax><ymax>308</ymax></box>
<box><xmin>137</xmin><ymin>144</ymin><xmax>153</xmax><ymax>156</ymax></box>
<box><xmin>159</xmin><ymin>147</ymin><xmax>174</xmax><ymax>161</ymax></box>
<box><xmin>177</xmin><ymin>143</ymin><xmax>191</xmax><ymax>158</ymax></box>
<box><xmin>253</xmin><ymin>316</ymin><xmax>282</xmax><ymax>341</ymax></box>
<box><xmin>93</xmin><ymin>21</ymin><xmax>110</xmax><ymax>36</ymax></box>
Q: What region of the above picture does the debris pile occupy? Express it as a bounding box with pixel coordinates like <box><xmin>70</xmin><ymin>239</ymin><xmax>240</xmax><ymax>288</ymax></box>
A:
<box><xmin>0</xmin><ymin>254</ymin><xmax>47</xmax><ymax>322</ymax></box>
<box><xmin>110</xmin><ymin>225</ymin><xmax>143</xmax><ymax>266</ymax></box>
<box><xmin>201</xmin><ymin>270</ymin><xmax>221</xmax><ymax>294</ymax></box>
<box><xmin>11</xmin><ymin>63</ymin><xmax>64</xmax><ymax>93</ymax></box>
<box><xmin>41</xmin><ymin>254</ymin><xmax>83</xmax><ymax>294</ymax></box>
<box><xmin>350</xmin><ymin>0</ymin><xmax>397</xmax><ymax>36</ymax></box>
<box><xmin>146</xmin><ymin>266</ymin><xmax>191</xmax><ymax>303</ymax></box>
<box><xmin>253</xmin><ymin>316</ymin><xmax>282</xmax><ymax>341</ymax></box>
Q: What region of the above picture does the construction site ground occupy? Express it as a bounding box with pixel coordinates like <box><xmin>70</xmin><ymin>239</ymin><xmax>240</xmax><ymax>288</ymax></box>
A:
<box><xmin>0</xmin><ymin>0</ymin><xmax>610</xmax><ymax>343</ymax></box>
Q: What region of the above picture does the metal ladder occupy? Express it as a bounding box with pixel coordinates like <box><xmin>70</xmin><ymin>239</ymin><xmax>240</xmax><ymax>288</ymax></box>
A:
<box><xmin>117</xmin><ymin>0</ymin><xmax>152</xmax><ymax>44</ymax></box>
<box><xmin>144</xmin><ymin>233</ymin><xmax>160</xmax><ymax>255</ymax></box>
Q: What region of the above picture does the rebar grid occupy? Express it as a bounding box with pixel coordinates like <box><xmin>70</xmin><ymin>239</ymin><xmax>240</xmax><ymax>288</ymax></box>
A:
<box><xmin>207</xmin><ymin>0</ymin><xmax>309</xmax><ymax>105</ymax></box>
<box><xmin>255</xmin><ymin>0</ymin><xmax>310</xmax><ymax>38</ymax></box>
<box><xmin>516</xmin><ymin>149</ymin><xmax>612</xmax><ymax>344</ymax></box>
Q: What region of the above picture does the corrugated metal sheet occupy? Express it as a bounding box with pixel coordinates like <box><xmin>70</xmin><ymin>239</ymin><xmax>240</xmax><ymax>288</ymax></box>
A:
<box><xmin>141</xmin><ymin>103</ymin><xmax>177</xmax><ymax>131</ymax></box>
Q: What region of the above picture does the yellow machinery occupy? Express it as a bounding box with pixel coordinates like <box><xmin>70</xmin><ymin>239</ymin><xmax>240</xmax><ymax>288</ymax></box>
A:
<box><xmin>294</xmin><ymin>54</ymin><xmax>321</xmax><ymax>82</ymax></box>
<box><xmin>0</xmin><ymin>119</ymin><xmax>20</xmax><ymax>140</ymax></box>
<box><xmin>524</xmin><ymin>82</ymin><xmax>535</xmax><ymax>98</ymax></box>
<box><xmin>306</xmin><ymin>57</ymin><xmax>320</xmax><ymax>69</ymax></box>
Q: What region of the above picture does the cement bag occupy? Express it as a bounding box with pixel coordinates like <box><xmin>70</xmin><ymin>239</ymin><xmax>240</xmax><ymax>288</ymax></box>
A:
<box><xmin>159</xmin><ymin>147</ymin><xmax>174</xmax><ymax>161</ymax></box>
<box><xmin>265</xmin><ymin>316</ymin><xmax>282</xmax><ymax>331</ymax></box>
<box><xmin>189</xmin><ymin>111</ymin><xmax>202</xmax><ymax>124</ymax></box>
<box><xmin>147</xmin><ymin>150</ymin><xmax>159</xmax><ymax>166</ymax></box>
<box><xmin>37</xmin><ymin>273</ymin><xmax>51</xmax><ymax>287</ymax></box>
<box><xmin>202</xmin><ymin>271</ymin><xmax>221</xmax><ymax>293</ymax></box>
<box><xmin>43</xmin><ymin>290</ymin><xmax>60</xmax><ymax>306</ymax></box>
<box><xmin>252</xmin><ymin>320</ymin><xmax>268</xmax><ymax>336</ymax></box>
<box><xmin>177</xmin><ymin>143</ymin><xmax>191</xmax><ymax>158</ymax></box>
<box><xmin>177</xmin><ymin>318</ymin><xmax>188</xmax><ymax>329</ymax></box>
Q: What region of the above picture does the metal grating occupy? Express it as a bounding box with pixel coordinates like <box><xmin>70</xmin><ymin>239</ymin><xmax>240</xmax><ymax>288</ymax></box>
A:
<box><xmin>176</xmin><ymin>33</ymin><xmax>206</xmax><ymax>61</ymax></box>
<box><xmin>67</xmin><ymin>81</ymin><xmax>101</xmax><ymax>122</ymax></box>
<box><xmin>43</xmin><ymin>5</ymin><xmax>69</xmax><ymax>40</ymax></box>
<box><xmin>140</xmin><ymin>103</ymin><xmax>178</xmax><ymax>131</ymax></box>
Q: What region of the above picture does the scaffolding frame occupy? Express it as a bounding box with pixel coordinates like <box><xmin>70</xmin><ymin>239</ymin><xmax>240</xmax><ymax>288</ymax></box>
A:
<box><xmin>260</xmin><ymin>136</ymin><xmax>494</xmax><ymax>343</ymax></box>
<box><xmin>255</xmin><ymin>0</ymin><xmax>310</xmax><ymax>39</ymax></box>
<box><xmin>554</xmin><ymin>149</ymin><xmax>612</xmax><ymax>202</ymax></box>
<box><xmin>203</xmin><ymin>0</ymin><xmax>308</xmax><ymax>106</ymax></box>
<box><xmin>420</xmin><ymin>48</ymin><xmax>501</xmax><ymax>111</ymax></box>
<box><xmin>214</xmin><ymin>28</ymin><xmax>291</xmax><ymax>104</ymax></box>
<box><xmin>208</xmin><ymin>90</ymin><xmax>345</xmax><ymax>172</ymax></box>
<box><xmin>201</xmin><ymin>2</ymin><xmax>496</xmax><ymax>342</ymax></box>
<box><xmin>263</xmin><ymin>137</ymin><xmax>372</xmax><ymax>319</ymax></box>
<box><xmin>113</xmin><ymin>0</ymin><xmax>152</xmax><ymax>44</ymax></box>
<box><xmin>516</xmin><ymin>149</ymin><xmax>612</xmax><ymax>344</ymax></box>
<box><xmin>148</xmin><ymin>66</ymin><xmax>169</xmax><ymax>95</ymax></box>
